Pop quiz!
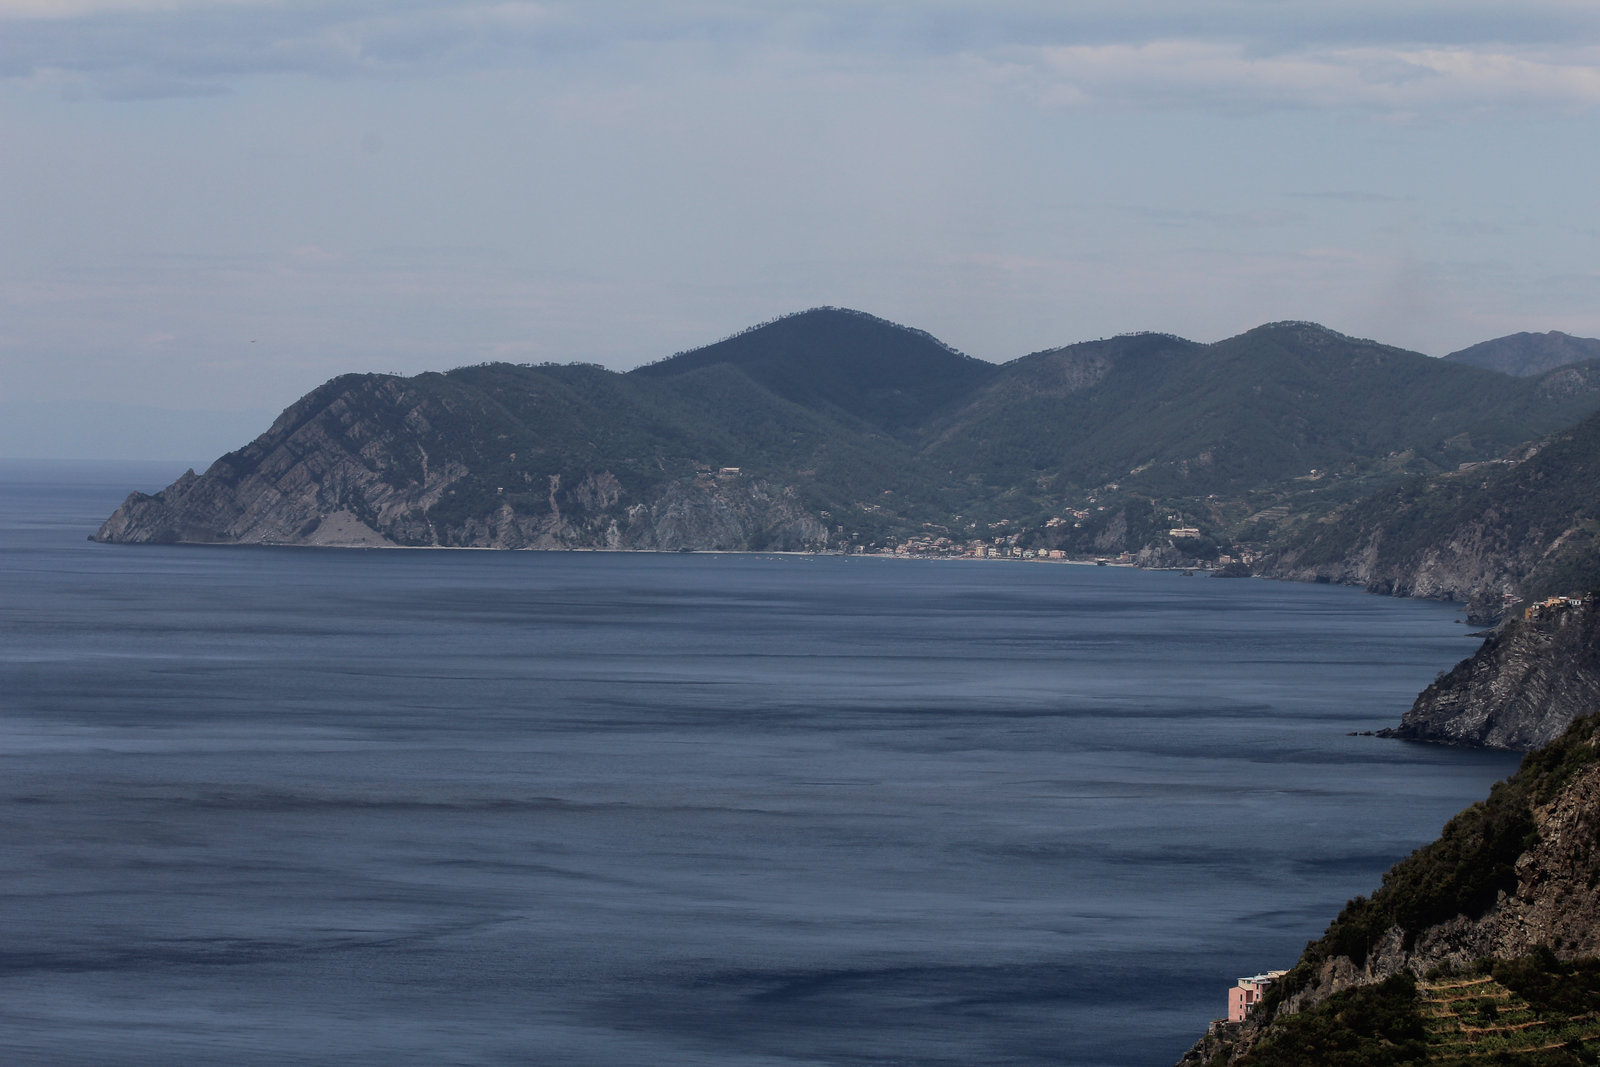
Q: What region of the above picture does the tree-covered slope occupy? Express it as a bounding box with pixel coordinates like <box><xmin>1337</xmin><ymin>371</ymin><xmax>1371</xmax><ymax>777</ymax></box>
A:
<box><xmin>926</xmin><ymin>322</ymin><xmax>1600</xmax><ymax>500</ymax></box>
<box><xmin>630</xmin><ymin>306</ymin><xmax>1000</xmax><ymax>435</ymax></box>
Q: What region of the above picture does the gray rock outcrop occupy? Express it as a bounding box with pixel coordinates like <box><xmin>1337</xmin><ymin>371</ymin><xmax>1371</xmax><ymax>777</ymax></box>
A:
<box><xmin>1380</xmin><ymin>593</ymin><xmax>1600</xmax><ymax>750</ymax></box>
<box><xmin>93</xmin><ymin>372</ymin><xmax>829</xmax><ymax>552</ymax></box>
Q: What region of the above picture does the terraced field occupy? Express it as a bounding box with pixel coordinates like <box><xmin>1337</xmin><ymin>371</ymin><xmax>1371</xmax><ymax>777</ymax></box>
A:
<box><xmin>1420</xmin><ymin>974</ymin><xmax>1600</xmax><ymax>1062</ymax></box>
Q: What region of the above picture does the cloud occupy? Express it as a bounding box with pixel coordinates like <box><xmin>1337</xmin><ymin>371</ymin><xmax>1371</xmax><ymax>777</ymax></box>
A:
<box><xmin>0</xmin><ymin>1</ymin><xmax>574</xmax><ymax>92</ymax></box>
<box><xmin>1004</xmin><ymin>40</ymin><xmax>1600</xmax><ymax>114</ymax></box>
<box><xmin>0</xmin><ymin>0</ymin><xmax>268</xmax><ymax>16</ymax></box>
<box><xmin>4</xmin><ymin>0</ymin><xmax>1599</xmax><ymax>116</ymax></box>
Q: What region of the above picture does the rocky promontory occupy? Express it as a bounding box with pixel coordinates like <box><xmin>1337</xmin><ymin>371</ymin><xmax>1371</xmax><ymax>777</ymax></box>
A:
<box><xmin>93</xmin><ymin>369</ymin><xmax>830</xmax><ymax>552</ymax></box>
<box><xmin>1378</xmin><ymin>593</ymin><xmax>1600</xmax><ymax>751</ymax></box>
<box><xmin>1263</xmin><ymin>401</ymin><xmax>1600</xmax><ymax>624</ymax></box>
<box><xmin>1180</xmin><ymin>713</ymin><xmax>1600</xmax><ymax>1065</ymax></box>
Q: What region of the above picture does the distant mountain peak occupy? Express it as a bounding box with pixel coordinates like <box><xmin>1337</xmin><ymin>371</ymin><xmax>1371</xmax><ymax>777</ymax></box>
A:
<box><xmin>640</xmin><ymin>306</ymin><xmax>979</xmax><ymax>370</ymax></box>
<box><xmin>1446</xmin><ymin>330</ymin><xmax>1600</xmax><ymax>377</ymax></box>
<box><xmin>1244</xmin><ymin>320</ymin><xmax>1381</xmax><ymax>347</ymax></box>
<box><xmin>629</xmin><ymin>306</ymin><xmax>998</xmax><ymax>433</ymax></box>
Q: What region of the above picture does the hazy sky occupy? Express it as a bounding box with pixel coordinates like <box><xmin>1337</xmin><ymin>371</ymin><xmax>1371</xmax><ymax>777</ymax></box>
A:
<box><xmin>4</xmin><ymin>1</ymin><xmax>1600</xmax><ymax>457</ymax></box>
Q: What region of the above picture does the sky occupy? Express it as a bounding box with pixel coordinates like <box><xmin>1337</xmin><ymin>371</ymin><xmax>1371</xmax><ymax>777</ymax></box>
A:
<box><xmin>3</xmin><ymin>1</ymin><xmax>1600</xmax><ymax>460</ymax></box>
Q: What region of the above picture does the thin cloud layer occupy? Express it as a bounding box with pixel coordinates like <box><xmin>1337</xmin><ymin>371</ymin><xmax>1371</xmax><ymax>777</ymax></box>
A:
<box><xmin>4</xmin><ymin>0</ymin><xmax>1599</xmax><ymax>112</ymax></box>
<box><xmin>1015</xmin><ymin>40</ymin><xmax>1600</xmax><ymax>113</ymax></box>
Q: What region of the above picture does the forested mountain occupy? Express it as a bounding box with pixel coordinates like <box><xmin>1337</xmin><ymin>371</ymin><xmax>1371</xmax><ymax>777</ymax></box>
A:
<box><xmin>1445</xmin><ymin>330</ymin><xmax>1600</xmax><ymax>377</ymax></box>
<box><xmin>94</xmin><ymin>308</ymin><xmax>1600</xmax><ymax>606</ymax></box>
<box><xmin>928</xmin><ymin>321</ymin><xmax>1597</xmax><ymax>499</ymax></box>
<box><xmin>631</xmin><ymin>307</ymin><xmax>999</xmax><ymax>434</ymax></box>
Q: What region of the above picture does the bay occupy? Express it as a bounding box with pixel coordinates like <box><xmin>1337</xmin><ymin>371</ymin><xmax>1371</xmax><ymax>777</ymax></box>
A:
<box><xmin>0</xmin><ymin>462</ymin><xmax>1519</xmax><ymax>1066</ymax></box>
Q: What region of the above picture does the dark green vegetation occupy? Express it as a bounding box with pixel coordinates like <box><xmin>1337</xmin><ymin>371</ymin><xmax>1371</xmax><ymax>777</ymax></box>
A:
<box><xmin>1495</xmin><ymin>948</ymin><xmax>1600</xmax><ymax>1019</ymax></box>
<box><xmin>1229</xmin><ymin>962</ymin><xmax>1600</xmax><ymax>1066</ymax></box>
<box><xmin>1228</xmin><ymin>974</ymin><xmax>1430</xmax><ymax>1066</ymax></box>
<box><xmin>528</xmin><ymin>315</ymin><xmax>1600</xmax><ymax>543</ymax></box>
<box><xmin>930</xmin><ymin>322</ymin><xmax>1593</xmax><ymax>499</ymax></box>
<box><xmin>100</xmin><ymin>308</ymin><xmax>1600</xmax><ymax>564</ymax></box>
<box><xmin>632</xmin><ymin>308</ymin><xmax>999</xmax><ymax>433</ymax></box>
<box><xmin>1295</xmin><ymin>785</ymin><xmax>1536</xmax><ymax>974</ymax></box>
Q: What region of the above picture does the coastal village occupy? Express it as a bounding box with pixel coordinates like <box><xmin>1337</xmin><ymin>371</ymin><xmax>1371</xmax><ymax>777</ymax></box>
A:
<box><xmin>868</xmin><ymin>525</ymin><xmax>1255</xmax><ymax>570</ymax></box>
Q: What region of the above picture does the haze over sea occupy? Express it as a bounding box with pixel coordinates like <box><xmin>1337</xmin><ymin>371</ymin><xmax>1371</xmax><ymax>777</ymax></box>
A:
<box><xmin>1</xmin><ymin>462</ymin><xmax>1519</xmax><ymax>1066</ymax></box>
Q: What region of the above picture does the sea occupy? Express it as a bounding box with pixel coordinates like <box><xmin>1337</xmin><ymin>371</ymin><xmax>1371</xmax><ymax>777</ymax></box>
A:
<box><xmin>0</xmin><ymin>461</ymin><xmax>1522</xmax><ymax>1066</ymax></box>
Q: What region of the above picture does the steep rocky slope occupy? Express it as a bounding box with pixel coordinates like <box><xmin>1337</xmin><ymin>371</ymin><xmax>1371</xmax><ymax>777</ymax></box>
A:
<box><xmin>1180</xmin><ymin>713</ymin><xmax>1600</xmax><ymax>1065</ymax></box>
<box><xmin>1378</xmin><ymin>593</ymin><xmax>1600</xmax><ymax>750</ymax></box>
<box><xmin>1265</xmin><ymin>403</ymin><xmax>1600</xmax><ymax>623</ymax></box>
<box><xmin>93</xmin><ymin>367</ymin><xmax>834</xmax><ymax>551</ymax></box>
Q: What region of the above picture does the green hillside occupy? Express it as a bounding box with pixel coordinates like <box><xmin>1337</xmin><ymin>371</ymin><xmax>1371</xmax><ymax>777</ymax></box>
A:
<box><xmin>931</xmin><ymin>322</ymin><xmax>1600</xmax><ymax>500</ymax></box>
<box><xmin>631</xmin><ymin>306</ymin><xmax>1000</xmax><ymax>434</ymax></box>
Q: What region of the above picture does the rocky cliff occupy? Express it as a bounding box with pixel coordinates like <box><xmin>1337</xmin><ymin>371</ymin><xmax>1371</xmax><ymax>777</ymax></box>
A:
<box><xmin>1378</xmin><ymin>594</ymin><xmax>1600</xmax><ymax>750</ymax></box>
<box><xmin>1179</xmin><ymin>713</ymin><xmax>1600</xmax><ymax>1065</ymax></box>
<box><xmin>93</xmin><ymin>371</ymin><xmax>830</xmax><ymax>552</ymax></box>
<box><xmin>1264</xmin><ymin>403</ymin><xmax>1600</xmax><ymax>624</ymax></box>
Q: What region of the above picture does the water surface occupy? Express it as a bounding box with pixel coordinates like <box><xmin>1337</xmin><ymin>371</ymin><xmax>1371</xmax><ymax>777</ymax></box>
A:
<box><xmin>0</xmin><ymin>463</ymin><xmax>1519</xmax><ymax>1065</ymax></box>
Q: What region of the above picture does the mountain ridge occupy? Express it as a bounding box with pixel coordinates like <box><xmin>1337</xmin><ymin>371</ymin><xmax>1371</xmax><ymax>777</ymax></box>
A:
<box><xmin>92</xmin><ymin>309</ymin><xmax>1600</xmax><ymax>617</ymax></box>
<box><xmin>630</xmin><ymin>306</ymin><xmax>999</xmax><ymax>435</ymax></box>
<box><xmin>1445</xmin><ymin>330</ymin><xmax>1600</xmax><ymax>378</ymax></box>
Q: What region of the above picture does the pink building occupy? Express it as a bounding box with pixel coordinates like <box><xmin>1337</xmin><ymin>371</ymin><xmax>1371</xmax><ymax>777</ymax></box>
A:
<box><xmin>1228</xmin><ymin>971</ymin><xmax>1287</xmax><ymax>1022</ymax></box>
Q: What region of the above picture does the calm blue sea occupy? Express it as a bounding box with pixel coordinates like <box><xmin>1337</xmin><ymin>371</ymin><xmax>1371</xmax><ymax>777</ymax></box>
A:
<box><xmin>0</xmin><ymin>461</ymin><xmax>1520</xmax><ymax>1066</ymax></box>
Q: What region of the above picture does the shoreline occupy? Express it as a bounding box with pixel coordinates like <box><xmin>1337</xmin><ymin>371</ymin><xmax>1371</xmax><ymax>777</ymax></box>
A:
<box><xmin>92</xmin><ymin>535</ymin><xmax>1154</xmax><ymax>568</ymax></box>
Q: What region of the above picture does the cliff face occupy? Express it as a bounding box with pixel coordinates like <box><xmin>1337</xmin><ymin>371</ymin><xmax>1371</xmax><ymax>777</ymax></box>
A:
<box><xmin>1263</xmin><ymin>405</ymin><xmax>1600</xmax><ymax>624</ymax></box>
<box><xmin>93</xmin><ymin>373</ymin><xmax>829</xmax><ymax>552</ymax></box>
<box><xmin>1378</xmin><ymin>594</ymin><xmax>1600</xmax><ymax>750</ymax></box>
<box><xmin>1268</xmin><ymin>522</ymin><xmax>1506</xmax><ymax>615</ymax></box>
<box><xmin>1179</xmin><ymin>714</ymin><xmax>1600</xmax><ymax>1065</ymax></box>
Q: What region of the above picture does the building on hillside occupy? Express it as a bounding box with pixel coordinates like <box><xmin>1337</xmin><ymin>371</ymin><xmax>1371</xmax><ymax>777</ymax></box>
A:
<box><xmin>1228</xmin><ymin>971</ymin><xmax>1287</xmax><ymax>1022</ymax></box>
<box><xmin>1525</xmin><ymin>594</ymin><xmax>1590</xmax><ymax>621</ymax></box>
